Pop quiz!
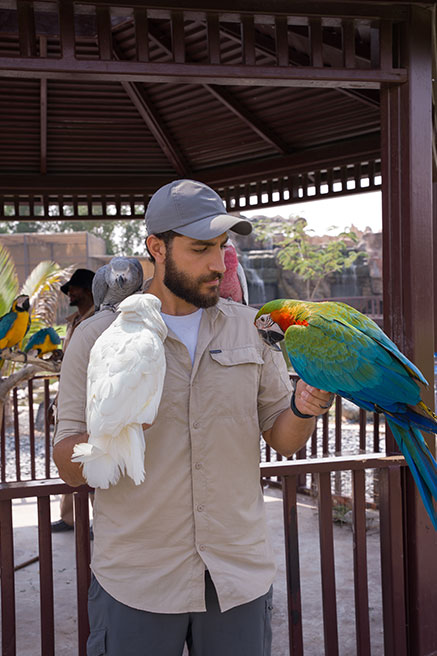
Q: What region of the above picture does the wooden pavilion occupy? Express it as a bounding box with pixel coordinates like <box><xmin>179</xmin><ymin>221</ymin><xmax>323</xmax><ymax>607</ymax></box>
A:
<box><xmin>0</xmin><ymin>1</ymin><xmax>436</xmax><ymax>655</ymax></box>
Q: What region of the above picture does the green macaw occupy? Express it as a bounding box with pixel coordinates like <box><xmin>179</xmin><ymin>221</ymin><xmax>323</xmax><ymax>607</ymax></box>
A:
<box><xmin>255</xmin><ymin>298</ymin><xmax>437</xmax><ymax>530</ymax></box>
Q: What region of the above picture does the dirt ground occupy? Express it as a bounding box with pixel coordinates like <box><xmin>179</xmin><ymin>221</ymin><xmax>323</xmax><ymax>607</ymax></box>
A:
<box><xmin>8</xmin><ymin>488</ymin><xmax>383</xmax><ymax>655</ymax></box>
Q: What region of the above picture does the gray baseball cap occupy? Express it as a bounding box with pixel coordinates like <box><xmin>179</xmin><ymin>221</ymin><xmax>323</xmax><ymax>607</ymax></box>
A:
<box><xmin>145</xmin><ymin>179</ymin><xmax>252</xmax><ymax>240</ymax></box>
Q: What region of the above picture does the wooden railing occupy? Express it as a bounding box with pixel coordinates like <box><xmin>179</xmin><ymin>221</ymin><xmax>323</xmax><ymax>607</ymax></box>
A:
<box><xmin>0</xmin><ymin>480</ymin><xmax>91</xmax><ymax>656</ymax></box>
<box><xmin>2</xmin><ymin>374</ymin><xmax>385</xmax><ymax>507</ymax></box>
<box><xmin>261</xmin><ymin>454</ymin><xmax>407</xmax><ymax>656</ymax></box>
<box><xmin>1</xmin><ymin>374</ymin><xmax>58</xmax><ymax>483</ymax></box>
<box><xmin>0</xmin><ymin>454</ymin><xmax>406</xmax><ymax>656</ymax></box>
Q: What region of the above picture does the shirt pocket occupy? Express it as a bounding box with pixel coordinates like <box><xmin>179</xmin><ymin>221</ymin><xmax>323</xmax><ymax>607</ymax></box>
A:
<box><xmin>207</xmin><ymin>346</ymin><xmax>264</xmax><ymax>416</ymax></box>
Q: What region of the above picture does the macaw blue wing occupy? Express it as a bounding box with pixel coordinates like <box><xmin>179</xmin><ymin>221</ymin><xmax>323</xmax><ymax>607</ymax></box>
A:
<box><xmin>283</xmin><ymin>313</ymin><xmax>422</xmax><ymax>414</ymax></box>
<box><xmin>0</xmin><ymin>311</ymin><xmax>17</xmax><ymax>341</ymax></box>
<box><xmin>24</xmin><ymin>327</ymin><xmax>61</xmax><ymax>353</ymax></box>
<box><xmin>322</xmin><ymin>301</ymin><xmax>428</xmax><ymax>386</ymax></box>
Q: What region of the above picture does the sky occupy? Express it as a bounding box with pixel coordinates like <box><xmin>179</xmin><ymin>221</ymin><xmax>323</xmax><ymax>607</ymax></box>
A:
<box><xmin>241</xmin><ymin>190</ymin><xmax>382</xmax><ymax>236</ymax></box>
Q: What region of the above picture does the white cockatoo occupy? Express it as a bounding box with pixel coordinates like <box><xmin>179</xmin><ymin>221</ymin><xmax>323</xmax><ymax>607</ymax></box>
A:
<box><xmin>92</xmin><ymin>257</ymin><xmax>144</xmax><ymax>311</ymax></box>
<box><xmin>72</xmin><ymin>293</ymin><xmax>168</xmax><ymax>488</ymax></box>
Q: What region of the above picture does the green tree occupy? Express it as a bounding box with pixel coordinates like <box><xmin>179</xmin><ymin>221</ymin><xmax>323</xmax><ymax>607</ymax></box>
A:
<box><xmin>252</xmin><ymin>215</ymin><xmax>366</xmax><ymax>299</ymax></box>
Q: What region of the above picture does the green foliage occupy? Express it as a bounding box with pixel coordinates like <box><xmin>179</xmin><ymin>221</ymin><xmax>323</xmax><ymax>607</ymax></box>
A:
<box><xmin>0</xmin><ymin>244</ymin><xmax>19</xmax><ymax>316</ymax></box>
<box><xmin>0</xmin><ymin>247</ymin><xmax>72</xmax><ymax>375</ymax></box>
<box><xmin>252</xmin><ymin>215</ymin><xmax>366</xmax><ymax>299</ymax></box>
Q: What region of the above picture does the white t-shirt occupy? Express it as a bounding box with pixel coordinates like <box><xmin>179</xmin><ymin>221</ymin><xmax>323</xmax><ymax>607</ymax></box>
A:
<box><xmin>161</xmin><ymin>308</ymin><xmax>203</xmax><ymax>364</ymax></box>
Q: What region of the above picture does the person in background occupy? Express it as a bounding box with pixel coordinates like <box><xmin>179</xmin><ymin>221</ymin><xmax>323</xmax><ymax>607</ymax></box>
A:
<box><xmin>51</xmin><ymin>268</ymin><xmax>95</xmax><ymax>534</ymax></box>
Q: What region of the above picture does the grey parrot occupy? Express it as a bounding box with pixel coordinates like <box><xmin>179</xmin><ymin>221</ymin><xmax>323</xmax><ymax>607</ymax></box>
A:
<box><xmin>92</xmin><ymin>257</ymin><xmax>144</xmax><ymax>311</ymax></box>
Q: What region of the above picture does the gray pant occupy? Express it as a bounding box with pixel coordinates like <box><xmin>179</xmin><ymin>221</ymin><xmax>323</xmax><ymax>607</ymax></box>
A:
<box><xmin>87</xmin><ymin>572</ymin><xmax>273</xmax><ymax>656</ymax></box>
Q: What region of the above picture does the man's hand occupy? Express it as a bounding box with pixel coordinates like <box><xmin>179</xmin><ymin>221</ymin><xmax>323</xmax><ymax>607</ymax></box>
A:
<box><xmin>294</xmin><ymin>379</ymin><xmax>335</xmax><ymax>417</ymax></box>
<box><xmin>53</xmin><ymin>433</ymin><xmax>89</xmax><ymax>487</ymax></box>
<box><xmin>264</xmin><ymin>380</ymin><xmax>334</xmax><ymax>458</ymax></box>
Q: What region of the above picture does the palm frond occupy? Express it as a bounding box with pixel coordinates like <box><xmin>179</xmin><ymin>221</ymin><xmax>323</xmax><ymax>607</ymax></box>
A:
<box><xmin>21</xmin><ymin>261</ymin><xmax>75</xmax><ymax>326</ymax></box>
<box><xmin>0</xmin><ymin>243</ymin><xmax>19</xmax><ymax>317</ymax></box>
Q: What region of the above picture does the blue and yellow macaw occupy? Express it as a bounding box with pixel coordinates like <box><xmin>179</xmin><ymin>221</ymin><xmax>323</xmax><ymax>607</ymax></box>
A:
<box><xmin>24</xmin><ymin>327</ymin><xmax>61</xmax><ymax>358</ymax></box>
<box><xmin>255</xmin><ymin>298</ymin><xmax>437</xmax><ymax>530</ymax></box>
<box><xmin>0</xmin><ymin>295</ymin><xmax>31</xmax><ymax>368</ymax></box>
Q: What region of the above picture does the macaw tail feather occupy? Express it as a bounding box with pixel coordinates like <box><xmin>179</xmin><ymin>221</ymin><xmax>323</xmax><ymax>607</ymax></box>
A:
<box><xmin>387</xmin><ymin>419</ymin><xmax>437</xmax><ymax>530</ymax></box>
<box><xmin>386</xmin><ymin>408</ymin><xmax>437</xmax><ymax>435</ymax></box>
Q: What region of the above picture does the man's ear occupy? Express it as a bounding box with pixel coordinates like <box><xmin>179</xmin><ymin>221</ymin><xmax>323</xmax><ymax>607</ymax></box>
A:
<box><xmin>146</xmin><ymin>235</ymin><xmax>167</xmax><ymax>264</ymax></box>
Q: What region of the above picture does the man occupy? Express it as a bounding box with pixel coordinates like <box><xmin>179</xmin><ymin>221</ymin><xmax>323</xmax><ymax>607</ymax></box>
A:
<box><xmin>53</xmin><ymin>180</ymin><xmax>332</xmax><ymax>655</ymax></box>
<box><xmin>51</xmin><ymin>268</ymin><xmax>95</xmax><ymax>533</ymax></box>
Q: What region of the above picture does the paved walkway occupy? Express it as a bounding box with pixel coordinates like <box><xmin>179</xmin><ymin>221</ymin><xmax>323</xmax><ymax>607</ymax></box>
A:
<box><xmin>9</xmin><ymin>489</ymin><xmax>383</xmax><ymax>655</ymax></box>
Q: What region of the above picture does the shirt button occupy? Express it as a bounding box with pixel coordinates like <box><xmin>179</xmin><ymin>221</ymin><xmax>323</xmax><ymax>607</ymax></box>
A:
<box><xmin>197</xmin><ymin>504</ymin><xmax>204</xmax><ymax>512</ymax></box>
<box><xmin>194</xmin><ymin>463</ymin><xmax>202</xmax><ymax>470</ymax></box>
<box><xmin>193</xmin><ymin>421</ymin><xmax>200</xmax><ymax>429</ymax></box>
<box><xmin>199</xmin><ymin>544</ymin><xmax>206</xmax><ymax>551</ymax></box>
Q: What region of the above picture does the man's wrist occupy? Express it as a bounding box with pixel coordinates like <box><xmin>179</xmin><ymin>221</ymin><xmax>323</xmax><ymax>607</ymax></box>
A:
<box><xmin>290</xmin><ymin>389</ymin><xmax>314</xmax><ymax>419</ymax></box>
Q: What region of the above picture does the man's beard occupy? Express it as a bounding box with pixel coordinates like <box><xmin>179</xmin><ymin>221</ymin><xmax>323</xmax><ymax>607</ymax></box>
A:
<box><xmin>164</xmin><ymin>248</ymin><xmax>223</xmax><ymax>309</ymax></box>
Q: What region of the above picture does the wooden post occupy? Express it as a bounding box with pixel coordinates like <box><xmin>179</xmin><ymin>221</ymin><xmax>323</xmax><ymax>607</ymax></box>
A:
<box><xmin>380</xmin><ymin>7</ymin><xmax>437</xmax><ymax>655</ymax></box>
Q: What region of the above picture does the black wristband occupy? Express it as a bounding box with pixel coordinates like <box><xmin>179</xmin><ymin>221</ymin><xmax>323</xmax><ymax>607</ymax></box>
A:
<box><xmin>290</xmin><ymin>390</ymin><xmax>314</xmax><ymax>419</ymax></box>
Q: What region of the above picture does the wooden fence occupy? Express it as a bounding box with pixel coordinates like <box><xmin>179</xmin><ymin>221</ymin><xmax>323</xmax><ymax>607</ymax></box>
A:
<box><xmin>0</xmin><ymin>373</ymin><xmax>404</xmax><ymax>656</ymax></box>
<box><xmin>0</xmin><ymin>454</ymin><xmax>407</xmax><ymax>656</ymax></box>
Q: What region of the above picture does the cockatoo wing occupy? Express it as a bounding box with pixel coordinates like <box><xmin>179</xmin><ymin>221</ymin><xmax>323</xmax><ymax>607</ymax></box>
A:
<box><xmin>73</xmin><ymin>293</ymin><xmax>167</xmax><ymax>489</ymax></box>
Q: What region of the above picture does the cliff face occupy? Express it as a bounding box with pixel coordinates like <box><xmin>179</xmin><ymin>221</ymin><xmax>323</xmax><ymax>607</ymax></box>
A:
<box><xmin>232</xmin><ymin>230</ymin><xmax>382</xmax><ymax>303</ymax></box>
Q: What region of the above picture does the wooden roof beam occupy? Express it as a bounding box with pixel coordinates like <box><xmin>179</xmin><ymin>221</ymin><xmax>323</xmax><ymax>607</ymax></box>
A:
<box><xmin>54</xmin><ymin>1</ymin><xmax>408</xmax><ymax>21</ymax></box>
<box><xmin>146</xmin><ymin>24</ymin><xmax>290</xmax><ymax>154</ymax></box>
<box><xmin>220</xmin><ymin>22</ymin><xmax>381</xmax><ymax>108</ymax></box>
<box><xmin>0</xmin><ymin>133</ymin><xmax>380</xmax><ymax>194</ymax></box>
<box><xmin>120</xmin><ymin>79</ymin><xmax>192</xmax><ymax>177</ymax></box>
<box><xmin>111</xmin><ymin>42</ymin><xmax>192</xmax><ymax>177</ymax></box>
<box><xmin>39</xmin><ymin>35</ymin><xmax>47</xmax><ymax>174</ymax></box>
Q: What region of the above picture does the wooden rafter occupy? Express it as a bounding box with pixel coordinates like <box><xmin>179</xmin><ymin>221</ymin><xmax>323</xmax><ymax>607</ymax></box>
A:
<box><xmin>39</xmin><ymin>35</ymin><xmax>47</xmax><ymax>174</ymax></box>
<box><xmin>120</xmin><ymin>80</ymin><xmax>191</xmax><ymax>176</ymax></box>
<box><xmin>113</xmin><ymin>43</ymin><xmax>192</xmax><ymax>176</ymax></box>
<box><xmin>146</xmin><ymin>23</ymin><xmax>290</xmax><ymax>154</ymax></box>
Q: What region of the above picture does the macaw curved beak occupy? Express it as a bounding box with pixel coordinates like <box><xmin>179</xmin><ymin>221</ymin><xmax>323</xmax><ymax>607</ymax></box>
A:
<box><xmin>257</xmin><ymin>328</ymin><xmax>284</xmax><ymax>351</ymax></box>
<box><xmin>22</xmin><ymin>297</ymin><xmax>30</xmax><ymax>311</ymax></box>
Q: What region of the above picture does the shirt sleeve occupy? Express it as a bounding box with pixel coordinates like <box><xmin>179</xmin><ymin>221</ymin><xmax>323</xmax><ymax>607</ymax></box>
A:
<box><xmin>257</xmin><ymin>343</ymin><xmax>293</xmax><ymax>433</ymax></box>
<box><xmin>53</xmin><ymin>326</ymin><xmax>90</xmax><ymax>445</ymax></box>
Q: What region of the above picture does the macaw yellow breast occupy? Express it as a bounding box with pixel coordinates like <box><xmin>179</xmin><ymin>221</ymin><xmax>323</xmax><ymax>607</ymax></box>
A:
<box><xmin>0</xmin><ymin>312</ymin><xmax>29</xmax><ymax>349</ymax></box>
<box><xmin>38</xmin><ymin>333</ymin><xmax>57</xmax><ymax>355</ymax></box>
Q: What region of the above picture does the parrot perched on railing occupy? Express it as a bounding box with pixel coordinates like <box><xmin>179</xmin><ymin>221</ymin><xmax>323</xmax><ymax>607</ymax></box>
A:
<box><xmin>0</xmin><ymin>295</ymin><xmax>31</xmax><ymax>369</ymax></box>
<box><xmin>255</xmin><ymin>298</ymin><xmax>437</xmax><ymax>530</ymax></box>
<box><xmin>72</xmin><ymin>293</ymin><xmax>167</xmax><ymax>489</ymax></box>
<box><xmin>24</xmin><ymin>326</ymin><xmax>62</xmax><ymax>358</ymax></box>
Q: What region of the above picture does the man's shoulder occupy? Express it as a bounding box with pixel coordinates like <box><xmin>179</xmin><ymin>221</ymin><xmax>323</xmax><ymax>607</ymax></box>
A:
<box><xmin>216</xmin><ymin>298</ymin><xmax>257</xmax><ymax>321</ymax></box>
<box><xmin>74</xmin><ymin>308</ymin><xmax>118</xmax><ymax>343</ymax></box>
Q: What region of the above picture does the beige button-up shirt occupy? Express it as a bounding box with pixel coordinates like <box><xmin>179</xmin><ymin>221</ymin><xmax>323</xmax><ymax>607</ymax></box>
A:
<box><xmin>55</xmin><ymin>298</ymin><xmax>292</xmax><ymax>613</ymax></box>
